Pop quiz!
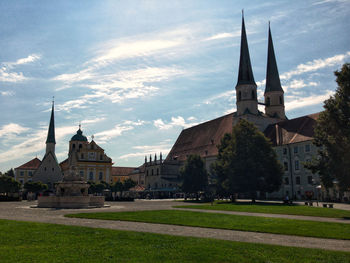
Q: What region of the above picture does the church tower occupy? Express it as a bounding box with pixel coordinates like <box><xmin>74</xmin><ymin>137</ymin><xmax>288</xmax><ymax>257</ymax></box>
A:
<box><xmin>264</xmin><ymin>24</ymin><xmax>286</xmax><ymax>119</ymax></box>
<box><xmin>235</xmin><ymin>12</ymin><xmax>258</xmax><ymax>116</ymax></box>
<box><xmin>45</xmin><ymin>100</ymin><xmax>56</xmax><ymax>155</ymax></box>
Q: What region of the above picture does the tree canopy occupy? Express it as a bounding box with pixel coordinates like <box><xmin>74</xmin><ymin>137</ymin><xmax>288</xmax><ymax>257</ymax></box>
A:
<box><xmin>24</xmin><ymin>181</ymin><xmax>48</xmax><ymax>193</ymax></box>
<box><xmin>306</xmin><ymin>63</ymin><xmax>350</xmax><ymax>191</ymax></box>
<box><xmin>180</xmin><ymin>154</ymin><xmax>208</xmax><ymax>196</ymax></box>
<box><xmin>0</xmin><ymin>175</ymin><xmax>21</xmax><ymax>195</ymax></box>
<box><xmin>212</xmin><ymin>119</ymin><xmax>283</xmax><ymax>200</ymax></box>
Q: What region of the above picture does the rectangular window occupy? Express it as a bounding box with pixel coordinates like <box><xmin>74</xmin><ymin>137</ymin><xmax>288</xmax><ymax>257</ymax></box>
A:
<box><xmin>296</xmin><ymin>176</ymin><xmax>301</xmax><ymax>185</ymax></box>
<box><xmin>99</xmin><ymin>172</ymin><xmax>103</xmax><ymax>181</ymax></box>
<box><xmin>308</xmin><ymin>176</ymin><xmax>313</xmax><ymax>184</ymax></box>
<box><xmin>305</xmin><ymin>144</ymin><xmax>310</xmax><ymax>152</ymax></box>
<box><xmin>28</xmin><ymin>171</ymin><xmax>33</xmax><ymax>177</ymax></box>
<box><xmin>88</xmin><ymin>152</ymin><xmax>96</xmax><ymax>160</ymax></box>
<box><xmin>20</xmin><ymin>171</ymin><xmax>24</xmax><ymax>177</ymax></box>
<box><xmin>294</xmin><ymin>146</ymin><xmax>298</xmax><ymax>154</ymax></box>
<box><xmin>283</xmin><ymin>148</ymin><xmax>287</xmax><ymax>155</ymax></box>
<box><xmin>89</xmin><ymin>171</ymin><xmax>94</xmax><ymax>181</ymax></box>
<box><xmin>295</xmin><ymin>160</ymin><xmax>299</xmax><ymax>170</ymax></box>
<box><xmin>80</xmin><ymin>171</ymin><xmax>84</xmax><ymax>177</ymax></box>
<box><xmin>283</xmin><ymin>162</ymin><xmax>288</xmax><ymax>171</ymax></box>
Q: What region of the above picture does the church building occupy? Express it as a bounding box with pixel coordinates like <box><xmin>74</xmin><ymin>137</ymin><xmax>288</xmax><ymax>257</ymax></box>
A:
<box><xmin>144</xmin><ymin>14</ymin><xmax>321</xmax><ymax>200</ymax></box>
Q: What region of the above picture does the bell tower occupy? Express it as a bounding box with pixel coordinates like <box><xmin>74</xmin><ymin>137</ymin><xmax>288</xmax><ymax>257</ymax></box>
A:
<box><xmin>235</xmin><ymin>11</ymin><xmax>258</xmax><ymax>116</ymax></box>
<box><xmin>264</xmin><ymin>23</ymin><xmax>286</xmax><ymax>119</ymax></box>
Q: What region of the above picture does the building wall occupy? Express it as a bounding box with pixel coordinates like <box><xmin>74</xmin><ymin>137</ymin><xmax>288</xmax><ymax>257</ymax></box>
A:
<box><xmin>269</xmin><ymin>140</ymin><xmax>320</xmax><ymax>200</ymax></box>
<box><xmin>15</xmin><ymin>169</ymin><xmax>36</xmax><ymax>185</ymax></box>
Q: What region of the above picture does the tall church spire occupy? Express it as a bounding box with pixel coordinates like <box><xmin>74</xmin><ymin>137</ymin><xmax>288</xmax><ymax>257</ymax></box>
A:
<box><xmin>264</xmin><ymin>23</ymin><xmax>286</xmax><ymax>119</ymax></box>
<box><xmin>235</xmin><ymin>11</ymin><xmax>258</xmax><ymax>116</ymax></box>
<box><xmin>46</xmin><ymin>98</ymin><xmax>56</xmax><ymax>154</ymax></box>
<box><xmin>236</xmin><ymin>10</ymin><xmax>256</xmax><ymax>86</ymax></box>
<box><xmin>265</xmin><ymin>23</ymin><xmax>283</xmax><ymax>94</ymax></box>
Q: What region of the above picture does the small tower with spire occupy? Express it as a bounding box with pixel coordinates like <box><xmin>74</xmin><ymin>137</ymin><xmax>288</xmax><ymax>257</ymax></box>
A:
<box><xmin>264</xmin><ymin>23</ymin><xmax>286</xmax><ymax>119</ymax></box>
<box><xmin>235</xmin><ymin>11</ymin><xmax>258</xmax><ymax>116</ymax></box>
<box><xmin>46</xmin><ymin>98</ymin><xmax>56</xmax><ymax>155</ymax></box>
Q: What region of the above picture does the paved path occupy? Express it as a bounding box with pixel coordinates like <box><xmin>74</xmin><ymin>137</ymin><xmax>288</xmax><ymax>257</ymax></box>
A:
<box><xmin>1</xmin><ymin>200</ymin><xmax>350</xmax><ymax>252</ymax></box>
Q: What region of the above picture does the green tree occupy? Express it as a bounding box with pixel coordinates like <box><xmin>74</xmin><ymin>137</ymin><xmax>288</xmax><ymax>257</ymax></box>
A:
<box><xmin>4</xmin><ymin>169</ymin><xmax>14</xmax><ymax>177</ymax></box>
<box><xmin>212</xmin><ymin>119</ymin><xmax>283</xmax><ymax>201</ymax></box>
<box><xmin>180</xmin><ymin>154</ymin><xmax>208</xmax><ymax>199</ymax></box>
<box><xmin>123</xmin><ymin>178</ymin><xmax>136</xmax><ymax>191</ymax></box>
<box><xmin>306</xmin><ymin>63</ymin><xmax>350</xmax><ymax>192</ymax></box>
<box><xmin>0</xmin><ymin>175</ymin><xmax>21</xmax><ymax>195</ymax></box>
<box><xmin>24</xmin><ymin>181</ymin><xmax>48</xmax><ymax>193</ymax></box>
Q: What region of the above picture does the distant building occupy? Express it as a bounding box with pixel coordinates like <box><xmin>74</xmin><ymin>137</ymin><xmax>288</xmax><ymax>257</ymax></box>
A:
<box><xmin>60</xmin><ymin>128</ymin><xmax>113</xmax><ymax>184</ymax></box>
<box><xmin>14</xmin><ymin>157</ymin><xmax>41</xmax><ymax>185</ymax></box>
<box><xmin>111</xmin><ymin>166</ymin><xmax>135</xmax><ymax>183</ymax></box>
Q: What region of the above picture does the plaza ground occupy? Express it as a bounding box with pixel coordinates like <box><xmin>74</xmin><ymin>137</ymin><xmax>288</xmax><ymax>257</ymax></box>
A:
<box><xmin>1</xmin><ymin>199</ymin><xmax>350</xmax><ymax>253</ymax></box>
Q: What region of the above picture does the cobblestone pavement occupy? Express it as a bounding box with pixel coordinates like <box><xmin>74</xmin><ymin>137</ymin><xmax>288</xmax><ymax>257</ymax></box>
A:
<box><xmin>1</xmin><ymin>200</ymin><xmax>350</xmax><ymax>252</ymax></box>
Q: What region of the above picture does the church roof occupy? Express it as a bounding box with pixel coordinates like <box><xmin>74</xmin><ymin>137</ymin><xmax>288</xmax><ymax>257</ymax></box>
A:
<box><xmin>15</xmin><ymin>157</ymin><xmax>41</xmax><ymax>170</ymax></box>
<box><xmin>165</xmin><ymin>113</ymin><xmax>234</xmax><ymax>162</ymax></box>
<box><xmin>265</xmin><ymin>24</ymin><xmax>284</xmax><ymax>94</ymax></box>
<box><xmin>70</xmin><ymin>128</ymin><xmax>88</xmax><ymax>142</ymax></box>
<box><xmin>264</xmin><ymin>112</ymin><xmax>320</xmax><ymax>146</ymax></box>
<box><xmin>236</xmin><ymin>13</ymin><xmax>256</xmax><ymax>87</ymax></box>
<box><xmin>166</xmin><ymin>112</ymin><xmax>320</xmax><ymax>163</ymax></box>
<box><xmin>46</xmin><ymin>102</ymin><xmax>56</xmax><ymax>144</ymax></box>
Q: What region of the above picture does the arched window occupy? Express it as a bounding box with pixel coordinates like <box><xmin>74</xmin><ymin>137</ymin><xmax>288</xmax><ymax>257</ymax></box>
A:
<box><xmin>238</xmin><ymin>91</ymin><xmax>242</xmax><ymax>101</ymax></box>
<box><xmin>79</xmin><ymin>144</ymin><xmax>82</xmax><ymax>149</ymax></box>
<box><xmin>151</xmin><ymin>169</ymin><xmax>154</xmax><ymax>176</ymax></box>
<box><xmin>72</xmin><ymin>144</ymin><xmax>76</xmax><ymax>149</ymax></box>
<box><xmin>251</xmin><ymin>90</ymin><xmax>255</xmax><ymax>99</ymax></box>
<box><xmin>279</xmin><ymin>96</ymin><xmax>283</xmax><ymax>104</ymax></box>
<box><xmin>157</xmin><ymin>168</ymin><xmax>159</xmax><ymax>175</ymax></box>
<box><xmin>266</xmin><ymin>97</ymin><xmax>270</xmax><ymax>106</ymax></box>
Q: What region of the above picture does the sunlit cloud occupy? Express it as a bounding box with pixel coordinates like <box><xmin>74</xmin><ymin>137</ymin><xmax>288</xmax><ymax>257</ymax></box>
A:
<box><xmin>204</xmin><ymin>31</ymin><xmax>240</xmax><ymax>41</ymax></box>
<box><xmin>285</xmin><ymin>90</ymin><xmax>333</xmax><ymax>111</ymax></box>
<box><xmin>0</xmin><ymin>123</ymin><xmax>29</xmax><ymax>138</ymax></box>
<box><xmin>118</xmin><ymin>141</ymin><xmax>172</xmax><ymax>160</ymax></box>
<box><xmin>154</xmin><ymin>116</ymin><xmax>199</xmax><ymax>130</ymax></box>
<box><xmin>0</xmin><ymin>91</ymin><xmax>14</xmax><ymax>96</ymax></box>
<box><xmin>280</xmin><ymin>52</ymin><xmax>350</xmax><ymax>80</ymax></box>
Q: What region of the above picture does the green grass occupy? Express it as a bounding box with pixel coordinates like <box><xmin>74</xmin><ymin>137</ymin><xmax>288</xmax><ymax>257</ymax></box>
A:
<box><xmin>1</xmin><ymin>219</ymin><xmax>350</xmax><ymax>263</ymax></box>
<box><xmin>66</xmin><ymin>210</ymin><xmax>350</xmax><ymax>240</ymax></box>
<box><xmin>175</xmin><ymin>201</ymin><xmax>350</xmax><ymax>218</ymax></box>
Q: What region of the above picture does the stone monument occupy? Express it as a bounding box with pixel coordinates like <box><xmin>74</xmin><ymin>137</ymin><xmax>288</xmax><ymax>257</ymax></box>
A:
<box><xmin>37</xmin><ymin>153</ymin><xmax>104</xmax><ymax>208</ymax></box>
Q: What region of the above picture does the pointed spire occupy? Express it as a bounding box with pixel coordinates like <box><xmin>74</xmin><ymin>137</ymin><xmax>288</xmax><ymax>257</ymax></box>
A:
<box><xmin>265</xmin><ymin>23</ymin><xmax>283</xmax><ymax>94</ymax></box>
<box><xmin>236</xmin><ymin>11</ymin><xmax>256</xmax><ymax>86</ymax></box>
<box><xmin>46</xmin><ymin>98</ymin><xmax>56</xmax><ymax>144</ymax></box>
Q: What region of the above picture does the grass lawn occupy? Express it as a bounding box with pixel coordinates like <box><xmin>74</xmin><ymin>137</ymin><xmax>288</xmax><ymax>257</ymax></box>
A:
<box><xmin>1</xmin><ymin>219</ymin><xmax>350</xmax><ymax>263</ymax></box>
<box><xmin>66</xmin><ymin>210</ymin><xmax>350</xmax><ymax>240</ymax></box>
<box><xmin>175</xmin><ymin>201</ymin><xmax>350</xmax><ymax>218</ymax></box>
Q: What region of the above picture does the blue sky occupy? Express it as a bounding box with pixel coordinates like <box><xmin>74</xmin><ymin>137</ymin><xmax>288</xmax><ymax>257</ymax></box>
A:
<box><xmin>0</xmin><ymin>0</ymin><xmax>349</xmax><ymax>172</ymax></box>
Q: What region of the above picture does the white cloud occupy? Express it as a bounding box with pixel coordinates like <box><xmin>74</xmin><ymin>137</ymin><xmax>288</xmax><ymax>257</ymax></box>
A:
<box><xmin>285</xmin><ymin>90</ymin><xmax>333</xmax><ymax>111</ymax></box>
<box><xmin>118</xmin><ymin>142</ymin><xmax>172</xmax><ymax>160</ymax></box>
<box><xmin>12</xmin><ymin>54</ymin><xmax>41</xmax><ymax>66</ymax></box>
<box><xmin>0</xmin><ymin>54</ymin><xmax>41</xmax><ymax>83</ymax></box>
<box><xmin>0</xmin><ymin>123</ymin><xmax>29</xmax><ymax>138</ymax></box>
<box><xmin>81</xmin><ymin>117</ymin><xmax>106</xmax><ymax>124</ymax></box>
<box><xmin>0</xmin><ymin>91</ymin><xmax>14</xmax><ymax>96</ymax></box>
<box><xmin>281</xmin><ymin>52</ymin><xmax>350</xmax><ymax>80</ymax></box>
<box><xmin>154</xmin><ymin>116</ymin><xmax>198</xmax><ymax>130</ymax></box>
<box><xmin>94</xmin><ymin>120</ymin><xmax>147</xmax><ymax>144</ymax></box>
<box><xmin>204</xmin><ymin>31</ymin><xmax>240</xmax><ymax>41</ymax></box>
<box><xmin>283</xmin><ymin>79</ymin><xmax>318</xmax><ymax>92</ymax></box>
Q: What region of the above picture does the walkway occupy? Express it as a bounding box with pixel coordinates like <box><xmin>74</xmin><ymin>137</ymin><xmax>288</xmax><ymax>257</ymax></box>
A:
<box><xmin>0</xmin><ymin>200</ymin><xmax>349</xmax><ymax>252</ymax></box>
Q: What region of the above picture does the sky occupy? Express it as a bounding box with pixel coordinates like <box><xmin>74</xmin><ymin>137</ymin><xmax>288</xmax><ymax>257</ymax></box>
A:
<box><xmin>0</xmin><ymin>0</ymin><xmax>349</xmax><ymax>172</ymax></box>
